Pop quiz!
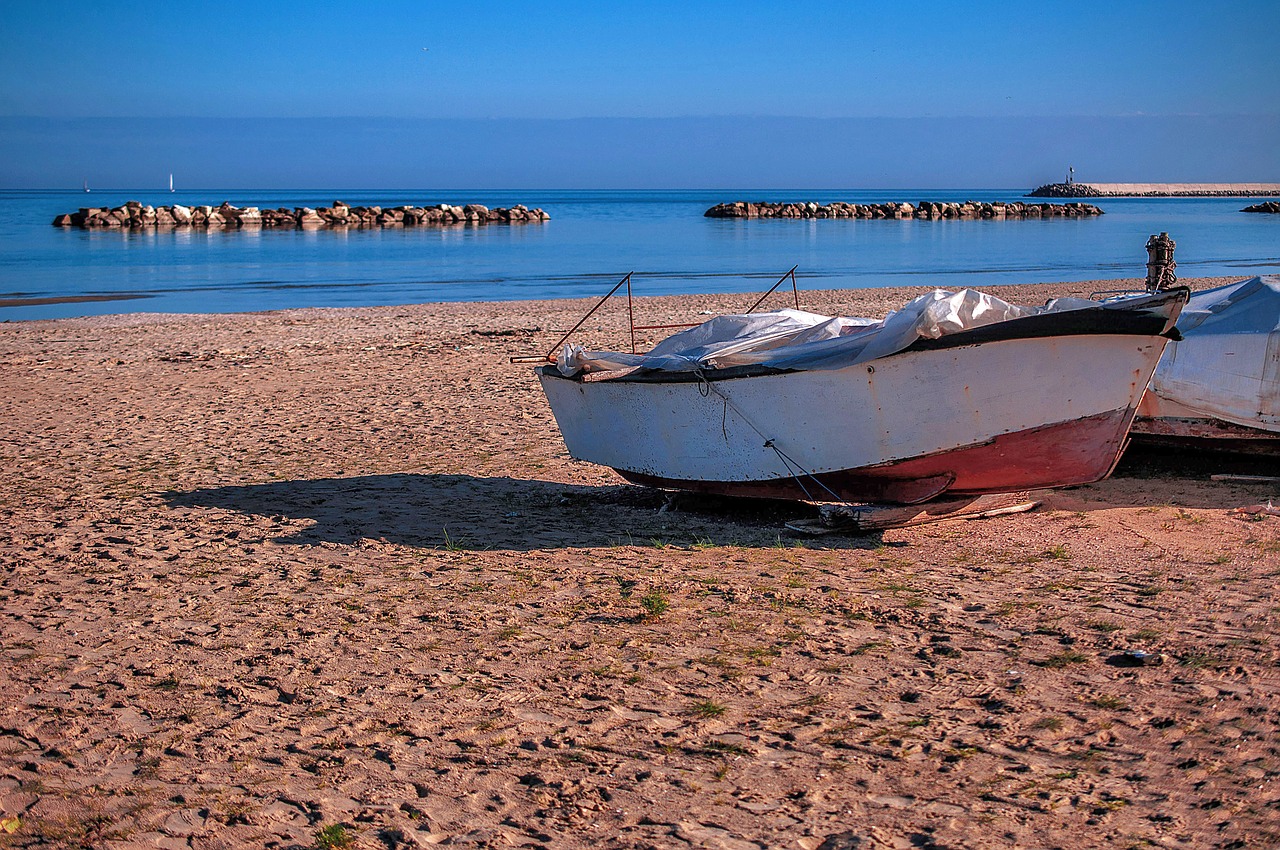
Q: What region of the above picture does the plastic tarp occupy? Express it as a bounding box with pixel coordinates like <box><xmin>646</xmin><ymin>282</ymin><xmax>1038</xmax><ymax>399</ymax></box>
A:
<box><xmin>556</xmin><ymin>288</ymin><xmax>1100</xmax><ymax>377</ymax></box>
<box><xmin>1147</xmin><ymin>275</ymin><xmax>1280</xmax><ymax>431</ymax></box>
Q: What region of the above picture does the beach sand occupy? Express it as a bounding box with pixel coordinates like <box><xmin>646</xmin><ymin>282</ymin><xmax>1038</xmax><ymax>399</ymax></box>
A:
<box><xmin>1</xmin><ymin>277</ymin><xmax>1278</xmax><ymax>849</ymax></box>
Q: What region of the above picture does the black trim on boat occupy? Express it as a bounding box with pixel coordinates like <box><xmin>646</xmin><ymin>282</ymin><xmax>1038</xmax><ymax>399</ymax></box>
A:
<box><xmin>904</xmin><ymin>297</ymin><xmax>1186</xmax><ymax>353</ymax></box>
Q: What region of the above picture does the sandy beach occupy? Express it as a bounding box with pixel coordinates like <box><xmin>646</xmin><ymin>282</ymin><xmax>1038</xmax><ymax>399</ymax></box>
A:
<box><xmin>2</xmin><ymin>276</ymin><xmax>1278</xmax><ymax>850</ymax></box>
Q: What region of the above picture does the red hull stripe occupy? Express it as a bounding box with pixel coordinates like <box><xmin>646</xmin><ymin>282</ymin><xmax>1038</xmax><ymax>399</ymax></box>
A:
<box><xmin>616</xmin><ymin>408</ymin><xmax>1134</xmax><ymax>504</ymax></box>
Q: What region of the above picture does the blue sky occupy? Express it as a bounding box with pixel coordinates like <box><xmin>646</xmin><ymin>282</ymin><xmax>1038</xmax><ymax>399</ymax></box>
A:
<box><xmin>2</xmin><ymin>2</ymin><xmax>1278</xmax><ymax>187</ymax></box>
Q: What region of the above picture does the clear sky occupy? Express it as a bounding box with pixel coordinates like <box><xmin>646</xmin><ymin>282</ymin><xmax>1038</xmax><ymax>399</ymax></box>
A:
<box><xmin>2</xmin><ymin>1</ymin><xmax>1278</xmax><ymax>188</ymax></box>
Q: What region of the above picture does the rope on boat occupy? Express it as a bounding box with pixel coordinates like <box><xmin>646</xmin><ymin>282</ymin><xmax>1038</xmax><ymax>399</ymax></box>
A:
<box><xmin>762</xmin><ymin>440</ymin><xmax>817</xmax><ymax>501</ymax></box>
<box><xmin>693</xmin><ymin>369</ymin><xmax>855</xmax><ymax>506</ymax></box>
<box><xmin>694</xmin><ymin>369</ymin><xmax>730</xmax><ymax>439</ymax></box>
<box><xmin>763</xmin><ymin>439</ymin><xmax>850</xmax><ymax>504</ymax></box>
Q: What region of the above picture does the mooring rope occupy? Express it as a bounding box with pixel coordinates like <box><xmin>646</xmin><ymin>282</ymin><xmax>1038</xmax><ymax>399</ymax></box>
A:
<box><xmin>693</xmin><ymin>371</ymin><xmax>855</xmax><ymax>506</ymax></box>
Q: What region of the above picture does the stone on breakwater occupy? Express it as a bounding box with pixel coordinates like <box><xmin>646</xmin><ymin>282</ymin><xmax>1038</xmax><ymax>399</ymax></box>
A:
<box><xmin>1243</xmin><ymin>201</ymin><xmax>1280</xmax><ymax>213</ymax></box>
<box><xmin>704</xmin><ymin>200</ymin><xmax>1103</xmax><ymax>220</ymax></box>
<box><xmin>53</xmin><ymin>200</ymin><xmax>550</xmax><ymax>230</ymax></box>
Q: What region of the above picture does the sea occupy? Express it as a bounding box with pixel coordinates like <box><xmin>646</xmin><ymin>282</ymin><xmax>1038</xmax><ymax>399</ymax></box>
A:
<box><xmin>2</xmin><ymin>189</ymin><xmax>1277</xmax><ymax>321</ymax></box>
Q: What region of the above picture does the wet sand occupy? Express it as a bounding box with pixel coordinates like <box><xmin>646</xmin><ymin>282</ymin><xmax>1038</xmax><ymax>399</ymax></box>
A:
<box><xmin>0</xmin><ymin>294</ymin><xmax>153</xmax><ymax>309</ymax></box>
<box><xmin>2</xmin><ymin>277</ymin><xmax>1278</xmax><ymax>849</ymax></box>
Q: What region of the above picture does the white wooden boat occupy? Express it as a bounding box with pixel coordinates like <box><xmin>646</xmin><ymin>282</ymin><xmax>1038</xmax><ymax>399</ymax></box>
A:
<box><xmin>536</xmin><ymin>287</ymin><xmax>1188</xmax><ymax>504</ymax></box>
<box><xmin>1133</xmin><ymin>275</ymin><xmax>1280</xmax><ymax>454</ymax></box>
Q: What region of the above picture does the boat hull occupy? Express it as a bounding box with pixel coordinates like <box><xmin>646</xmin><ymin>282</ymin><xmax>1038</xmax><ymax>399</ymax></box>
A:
<box><xmin>539</xmin><ymin>333</ymin><xmax>1168</xmax><ymax>503</ymax></box>
<box><xmin>617</xmin><ymin>409</ymin><xmax>1134</xmax><ymax>503</ymax></box>
<box><xmin>1129</xmin><ymin>276</ymin><xmax>1280</xmax><ymax>454</ymax></box>
<box><xmin>1132</xmin><ymin>394</ymin><xmax>1280</xmax><ymax>455</ymax></box>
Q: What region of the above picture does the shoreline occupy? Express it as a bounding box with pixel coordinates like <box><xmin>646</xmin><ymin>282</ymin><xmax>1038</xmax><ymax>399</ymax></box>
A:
<box><xmin>2</xmin><ymin>274</ymin><xmax>1277</xmax><ymax>849</ymax></box>
<box><xmin>4</xmin><ymin>274</ymin><xmax>1246</xmax><ymax>327</ymax></box>
<box><xmin>0</xmin><ymin>292</ymin><xmax>153</xmax><ymax>309</ymax></box>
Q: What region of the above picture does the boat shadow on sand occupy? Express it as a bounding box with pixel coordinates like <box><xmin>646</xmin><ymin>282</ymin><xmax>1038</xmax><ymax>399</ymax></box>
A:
<box><xmin>163</xmin><ymin>448</ymin><xmax>1277</xmax><ymax>552</ymax></box>
<box><xmin>162</xmin><ymin>473</ymin><xmax>897</xmax><ymax>552</ymax></box>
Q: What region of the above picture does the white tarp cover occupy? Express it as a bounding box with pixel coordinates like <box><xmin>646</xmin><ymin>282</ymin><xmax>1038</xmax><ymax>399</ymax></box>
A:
<box><xmin>556</xmin><ymin>288</ymin><xmax>1101</xmax><ymax>377</ymax></box>
<box><xmin>1147</xmin><ymin>275</ymin><xmax>1280</xmax><ymax>431</ymax></box>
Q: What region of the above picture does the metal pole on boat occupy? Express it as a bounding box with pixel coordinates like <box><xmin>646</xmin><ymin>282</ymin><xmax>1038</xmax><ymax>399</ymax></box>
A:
<box><xmin>626</xmin><ymin>276</ymin><xmax>636</xmax><ymax>353</ymax></box>
<box><xmin>1145</xmin><ymin>233</ymin><xmax>1177</xmax><ymax>291</ymax></box>
<box><xmin>744</xmin><ymin>265</ymin><xmax>801</xmax><ymax>314</ymax></box>
<box><xmin>509</xmin><ymin>272</ymin><xmax>635</xmax><ymax>363</ymax></box>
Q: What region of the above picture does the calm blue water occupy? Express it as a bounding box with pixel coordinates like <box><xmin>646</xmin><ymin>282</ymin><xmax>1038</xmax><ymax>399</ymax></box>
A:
<box><xmin>2</xmin><ymin>189</ymin><xmax>1277</xmax><ymax>320</ymax></box>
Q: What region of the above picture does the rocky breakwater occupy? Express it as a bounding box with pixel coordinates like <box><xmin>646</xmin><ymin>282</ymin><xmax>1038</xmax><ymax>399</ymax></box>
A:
<box><xmin>1243</xmin><ymin>201</ymin><xmax>1280</xmax><ymax>213</ymax></box>
<box><xmin>1024</xmin><ymin>183</ymin><xmax>1102</xmax><ymax>198</ymax></box>
<box><xmin>52</xmin><ymin>200</ymin><xmax>550</xmax><ymax>230</ymax></box>
<box><xmin>705</xmin><ymin>200</ymin><xmax>1103</xmax><ymax>219</ymax></box>
<box><xmin>1030</xmin><ymin>182</ymin><xmax>1280</xmax><ymax>198</ymax></box>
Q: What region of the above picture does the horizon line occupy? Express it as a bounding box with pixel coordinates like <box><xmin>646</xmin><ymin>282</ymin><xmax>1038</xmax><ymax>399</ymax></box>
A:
<box><xmin>5</xmin><ymin>112</ymin><xmax>1280</xmax><ymax>122</ymax></box>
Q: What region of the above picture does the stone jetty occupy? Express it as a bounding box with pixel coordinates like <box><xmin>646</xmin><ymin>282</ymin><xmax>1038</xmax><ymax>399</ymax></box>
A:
<box><xmin>1029</xmin><ymin>182</ymin><xmax>1280</xmax><ymax>198</ymax></box>
<box><xmin>1243</xmin><ymin>201</ymin><xmax>1280</xmax><ymax>213</ymax></box>
<box><xmin>704</xmin><ymin>200</ymin><xmax>1103</xmax><ymax>220</ymax></box>
<box><xmin>52</xmin><ymin>200</ymin><xmax>550</xmax><ymax>230</ymax></box>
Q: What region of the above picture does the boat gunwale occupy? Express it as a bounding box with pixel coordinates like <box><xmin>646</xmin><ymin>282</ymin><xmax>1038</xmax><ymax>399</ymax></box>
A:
<box><xmin>538</xmin><ymin>287</ymin><xmax>1189</xmax><ymax>385</ymax></box>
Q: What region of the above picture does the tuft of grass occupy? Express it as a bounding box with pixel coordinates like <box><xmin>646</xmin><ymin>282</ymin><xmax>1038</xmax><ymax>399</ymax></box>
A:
<box><xmin>440</xmin><ymin>528</ymin><xmax>464</xmax><ymax>551</ymax></box>
<box><xmin>639</xmin><ymin>590</ymin><xmax>669</xmax><ymax>618</ymax></box>
<box><xmin>941</xmin><ymin>745</ymin><xmax>979</xmax><ymax>762</ymax></box>
<box><xmin>1043</xmin><ymin>544</ymin><xmax>1071</xmax><ymax>560</ymax></box>
<box><xmin>614</xmin><ymin>576</ymin><xmax>638</xmax><ymax>600</ymax></box>
<box><xmin>1032</xmin><ymin>716</ymin><xmax>1064</xmax><ymax>732</ymax></box>
<box><xmin>315</xmin><ymin>824</ymin><xmax>355</xmax><ymax>850</ymax></box>
<box><xmin>701</xmin><ymin>740</ymin><xmax>748</xmax><ymax>756</ymax></box>
<box><xmin>691</xmin><ymin>700</ymin><xmax>727</xmax><ymax>719</ymax></box>
<box><xmin>1091</xmin><ymin>694</ymin><xmax>1128</xmax><ymax>710</ymax></box>
<box><xmin>1179</xmin><ymin>653</ymin><xmax>1221</xmax><ymax>671</ymax></box>
<box><xmin>1091</xmin><ymin>798</ymin><xmax>1131</xmax><ymax>814</ymax></box>
<box><xmin>1036</xmin><ymin>650</ymin><xmax>1090</xmax><ymax>668</ymax></box>
<box><xmin>743</xmin><ymin>646</ymin><xmax>780</xmax><ymax>665</ymax></box>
